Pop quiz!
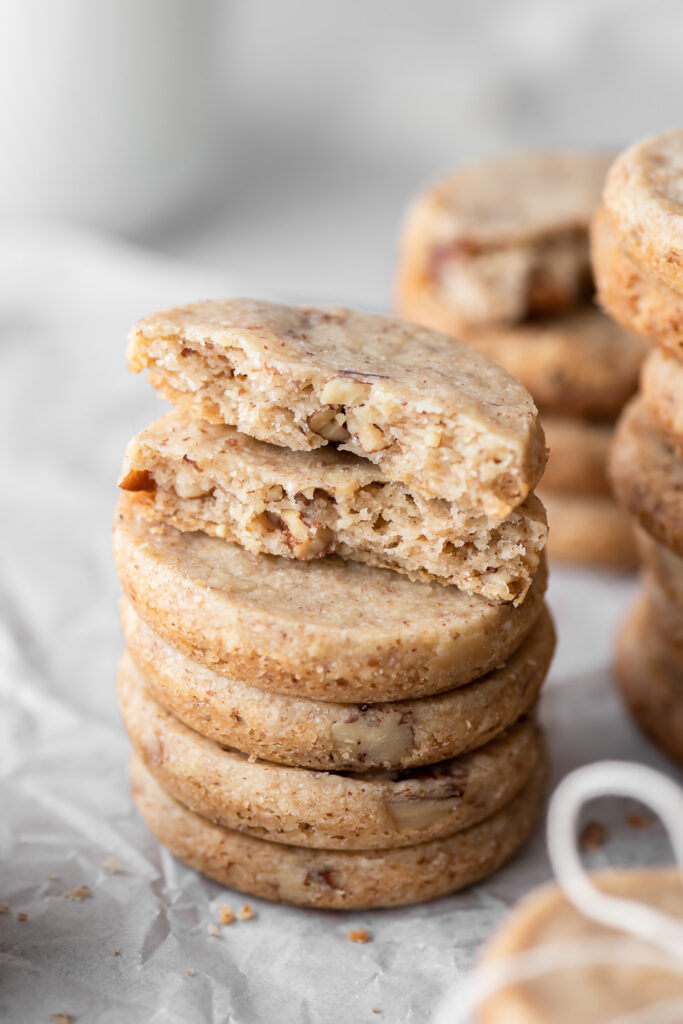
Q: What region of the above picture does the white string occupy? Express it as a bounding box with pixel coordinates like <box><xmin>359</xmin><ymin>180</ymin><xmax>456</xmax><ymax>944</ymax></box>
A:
<box><xmin>434</xmin><ymin>759</ymin><xmax>683</xmax><ymax>1024</ymax></box>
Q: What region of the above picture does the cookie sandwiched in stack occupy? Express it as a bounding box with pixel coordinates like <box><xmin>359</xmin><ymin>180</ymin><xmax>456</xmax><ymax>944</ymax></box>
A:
<box><xmin>396</xmin><ymin>153</ymin><xmax>648</xmax><ymax>568</ymax></box>
<box><xmin>114</xmin><ymin>299</ymin><xmax>555</xmax><ymax>909</ymax></box>
<box><xmin>594</xmin><ymin>128</ymin><xmax>683</xmax><ymax>767</ymax></box>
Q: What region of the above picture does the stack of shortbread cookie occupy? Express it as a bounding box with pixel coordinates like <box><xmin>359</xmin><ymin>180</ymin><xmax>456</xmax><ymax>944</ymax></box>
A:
<box><xmin>114</xmin><ymin>299</ymin><xmax>555</xmax><ymax>909</ymax></box>
<box><xmin>396</xmin><ymin>152</ymin><xmax>648</xmax><ymax>568</ymax></box>
<box><xmin>593</xmin><ymin>128</ymin><xmax>683</xmax><ymax>768</ymax></box>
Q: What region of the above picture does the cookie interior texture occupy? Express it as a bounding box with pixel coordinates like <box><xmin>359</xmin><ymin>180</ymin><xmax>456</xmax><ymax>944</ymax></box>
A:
<box><xmin>113</xmin><ymin>492</ymin><xmax>548</xmax><ymax>702</ymax></box>
<box><xmin>120</xmin><ymin>409</ymin><xmax>547</xmax><ymax>605</ymax></box>
<box><xmin>127</xmin><ymin>299</ymin><xmax>546</xmax><ymax>517</ymax></box>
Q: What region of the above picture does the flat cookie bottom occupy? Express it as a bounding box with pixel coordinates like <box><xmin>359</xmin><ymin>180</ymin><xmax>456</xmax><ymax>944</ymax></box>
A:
<box><xmin>122</xmin><ymin>598</ymin><xmax>555</xmax><ymax>771</ymax></box>
<box><xmin>537</xmin><ymin>489</ymin><xmax>637</xmax><ymax>570</ymax></box>
<box><xmin>130</xmin><ymin>754</ymin><xmax>547</xmax><ymax>909</ymax></box>
<box><xmin>591</xmin><ymin>205</ymin><xmax>683</xmax><ymax>356</ymax></box>
<box><xmin>615</xmin><ymin>597</ymin><xmax>683</xmax><ymax>769</ymax></box>
<box><xmin>542</xmin><ymin>415</ymin><xmax>612</xmax><ymax>496</ymax></box>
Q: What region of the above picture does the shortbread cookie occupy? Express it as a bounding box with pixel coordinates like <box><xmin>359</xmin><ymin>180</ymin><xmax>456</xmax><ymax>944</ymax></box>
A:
<box><xmin>480</xmin><ymin>866</ymin><xmax>683</xmax><ymax>1023</ymax></box>
<box><xmin>537</xmin><ymin>489</ymin><xmax>636</xmax><ymax>569</ymax></box>
<box><xmin>397</xmin><ymin>152</ymin><xmax>610</xmax><ymax>332</ymax></box>
<box><xmin>130</xmin><ymin>754</ymin><xmax>546</xmax><ymax>909</ymax></box>
<box><xmin>122</xmin><ymin>599</ymin><xmax>555</xmax><ymax>771</ymax></box>
<box><xmin>591</xmin><ymin>205</ymin><xmax>683</xmax><ymax>355</ymax></box>
<box><xmin>641</xmin><ymin>346</ymin><xmax>683</xmax><ymax>448</ymax></box>
<box><xmin>113</xmin><ymin>493</ymin><xmax>548</xmax><ymax>702</ymax></box>
<box><xmin>127</xmin><ymin>299</ymin><xmax>546</xmax><ymax>516</ymax></box>
<box><xmin>615</xmin><ymin>597</ymin><xmax>683</xmax><ymax>769</ymax></box>
<box><xmin>609</xmin><ymin>397</ymin><xmax>683</xmax><ymax>558</ymax></box>
<box><xmin>119</xmin><ymin>410</ymin><xmax>548</xmax><ymax>604</ymax></box>
<box><xmin>541</xmin><ymin>416</ymin><xmax>612</xmax><ymax>496</ymax></box>
<box><xmin>120</xmin><ymin>656</ymin><xmax>542</xmax><ymax>850</ymax></box>
<box><xmin>604</xmin><ymin>128</ymin><xmax>683</xmax><ymax>294</ymax></box>
<box><xmin>637</xmin><ymin>528</ymin><xmax>683</xmax><ymax>610</ymax></box>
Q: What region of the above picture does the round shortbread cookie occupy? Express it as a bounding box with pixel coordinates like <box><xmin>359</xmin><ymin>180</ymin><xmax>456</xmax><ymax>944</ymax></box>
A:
<box><xmin>113</xmin><ymin>494</ymin><xmax>548</xmax><ymax>702</ymax></box>
<box><xmin>541</xmin><ymin>416</ymin><xmax>612</xmax><ymax>496</ymax></box>
<box><xmin>130</xmin><ymin>753</ymin><xmax>547</xmax><ymax>909</ymax></box>
<box><xmin>128</xmin><ymin>299</ymin><xmax>546</xmax><ymax>518</ymax></box>
<box><xmin>397</xmin><ymin>151</ymin><xmax>610</xmax><ymax>333</ymax></box>
<box><xmin>641</xmin><ymin>346</ymin><xmax>683</xmax><ymax>448</ymax></box>
<box><xmin>119</xmin><ymin>654</ymin><xmax>542</xmax><ymax>851</ymax></box>
<box><xmin>609</xmin><ymin>397</ymin><xmax>683</xmax><ymax>559</ymax></box>
<box><xmin>479</xmin><ymin>866</ymin><xmax>683</xmax><ymax>1023</ymax></box>
<box><xmin>591</xmin><ymin>204</ymin><xmax>683</xmax><ymax>356</ymax></box>
<box><xmin>537</xmin><ymin>489</ymin><xmax>637</xmax><ymax>570</ymax></box>
<box><xmin>637</xmin><ymin>528</ymin><xmax>683</xmax><ymax>610</ymax></box>
<box><xmin>603</xmin><ymin>128</ymin><xmax>683</xmax><ymax>294</ymax></box>
<box><xmin>122</xmin><ymin>599</ymin><xmax>555</xmax><ymax>771</ymax></box>
<box><xmin>615</xmin><ymin>597</ymin><xmax>683</xmax><ymax>769</ymax></box>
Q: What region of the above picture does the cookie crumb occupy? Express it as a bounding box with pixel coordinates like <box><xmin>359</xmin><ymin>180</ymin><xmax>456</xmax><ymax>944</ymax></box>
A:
<box><xmin>46</xmin><ymin>873</ymin><xmax>59</xmax><ymax>881</ymax></box>
<box><xmin>372</xmin><ymin>1010</ymin><xmax>381</xmax><ymax>1015</ymax></box>
<box><xmin>218</xmin><ymin>905</ymin><xmax>234</xmax><ymax>925</ymax></box>
<box><xmin>17</xmin><ymin>912</ymin><xmax>28</xmax><ymax>922</ymax></box>
<box><xmin>347</xmin><ymin>928</ymin><xmax>371</xmax><ymax>944</ymax></box>
<box><xmin>208</xmin><ymin>923</ymin><xmax>221</xmax><ymax>937</ymax></box>
<box><xmin>113</xmin><ymin>948</ymin><xmax>120</xmax><ymax>957</ymax></box>
<box><xmin>237</xmin><ymin>903</ymin><xmax>254</xmax><ymax>921</ymax></box>
<box><xmin>187</xmin><ymin>969</ymin><xmax>195</xmax><ymax>977</ymax></box>
<box><xmin>51</xmin><ymin>1015</ymin><xmax>73</xmax><ymax>1024</ymax></box>
<box><xmin>627</xmin><ymin>811</ymin><xmax>649</xmax><ymax>829</ymax></box>
<box><xmin>64</xmin><ymin>886</ymin><xmax>92</xmax><ymax>902</ymax></box>
<box><xmin>579</xmin><ymin>821</ymin><xmax>606</xmax><ymax>851</ymax></box>
<box><xmin>0</xmin><ymin>903</ymin><xmax>9</xmax><ymax>914</ymax></box>
<box><xmin>103</xmin><ymin>857</ymin><xmax>121</xmax><ymax>874</ymax></box>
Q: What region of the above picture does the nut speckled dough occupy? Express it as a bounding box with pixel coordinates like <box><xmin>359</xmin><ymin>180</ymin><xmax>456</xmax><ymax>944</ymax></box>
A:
<box><xmin>604</xmin><ymin>128</ymin><xmax>683</xmax><ymax>294</ymax></box>
<box><xmin>615</xmin><ymin>598</ymin><xmax>683</xmax><ymax>769</ymax></box>
<box><xmin>591</xmin><ymin>205</ymin><xmax>683</xmax><ymax>356</ymax></box>
<box><xmin>479</xmin><ymin>867</ymin><xmax>683</xmax><ymax>1024</ymax></box>
<box><xmin>113</xmin><ymin>493</ymin><xmax>548</xmax><ymax>702</ymax></box>
<box><xmin>397</xmin><ymin>152</ymin><xmax>610</xmax><ymax>332</ymax></box>
<box><xmin>127</xmin><ymin>299</ymin><xmax>546</xmax><ymax>516</ymax></box>
<box><xmin>610</xmin><ymin>397</ymin><xmax>683</xmax><ymax>559</ymax></box>
<box><xmin>122</xmin><ymin>599</ymin><xmax>555</xmax><ymax>771</ymax></box>
<box><xmin>537</xmin><ymin>489</ymin><xmax>637</xmax><ymax>570</ymax></box>
<box><xmin>641</xmin><ymin>347</ymin><xmax>683</xmax><ymax>448</ymax></box>
<box><xmin>120</xmin><ymin>656</ymin><xmax>542</xmax><ymax>851</ymax></box>
<box><xmin>542</xmin><ymin>416</ymin><xmax>613</xmax><ymax>496</ymax></box>
<box><xmin>130</xmin><ymin>754</ymin><xmax>547</xmax><ymax>909</ymax></box>
<box><xmin>119</xmin><ymin>410</ymin><xmax>548</xmax><ymax>605</ymax></box>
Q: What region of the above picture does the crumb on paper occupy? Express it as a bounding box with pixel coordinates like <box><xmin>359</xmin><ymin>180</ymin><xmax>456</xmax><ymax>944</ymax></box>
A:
<box><xmin>103</xmin><ymin>857</ymin><xmax>121</xmax><ymax>874</ymax></box>
<box><xmin>372</xmin><ymin>1010</ymin><xmax>381</xmax><ymax>1015</ymax></box>
<box><xmin>187</xmin><ymin>969</ymin><xmax>195</xmax><ymax>977</ymax></box>
<box><xmin>113</xmin><ymin>948</ymin><xmax>120</xmax><ymax>957</ymax></box>
<box><xmin>51</xmin><ymin>1015</ymin><xmax>73</xmax><ymax>1024</ymax></box>
<box><xmin>627</xmin><ymin>811</ymin><xmax>649</xmax><ymax>829</ymax></box>
<box><xmin>17</xmin><ymin>912</ymin><xmax>28</xmax><ymax>922</ymax></box>
<box><xmin>63</xmin><ymin>886</ymin><xmax>92</xmax><ymax>902</ymax></box>
<box><xmin>46</xmin><ymin>873</ymin><xmax>59</xmax><ymax>881</ymax></box>
<box><xmin>347</xmin><ymin>928</ymin><xmax>371</xmax><ymax>944</ymax></box>
<box><xmin>237</xmin><ymin>903</ymin><xmax>254</xmax><ymax>921</ymax></box>
<box><xmin>208</xmin><ymin>923</ymin><xmax>220</xmax><ymax>937</ymax></box>
<box><xmin>0</xmin><ymin>903</ymin><xmax>9</xmax><ymax>914</ymax></box>
<box><xmin>219</xmin><ymin>905</ymin><xmax>234</xmax><ymax>925</ymax></box>
<box><xmin>579</xmin><ymin>820</ymin><xmax>606</xmax><ymax>851</ymax></box>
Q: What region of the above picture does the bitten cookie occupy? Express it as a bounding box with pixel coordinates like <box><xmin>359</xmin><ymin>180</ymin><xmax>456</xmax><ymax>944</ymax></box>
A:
<box><xmin>397</xmin><ymin>152</ymin><xmax>610</xmax><ymax>332</ymax></box>
<box><xmin>120</xmin><ymin>656</ymin><xmax>542</xmax><ymax>850</ymax></box>
<box><xmin>131</xmin><ymin>754</ymin><xmax>547</xmax><ymax>909</ymax></box>
<box><xmin>119</xmin><ymin>410</ymin><xmax>548</xmax><ymax>604</ymax></box>
<box><xmin>537</xmin><ymin>489</ymin><xmax>636</xmax><ymax>570</ymax></box>
<box><xmin>127</xmin><ymin>299</ymin><xmax>546</xmax><ymax>516</ymax></box>
<box><xmin>479</xmin><ymin>867</ymin><xmax>683</xmax><ymax>1023</ymax></box>
<box><xmin>122</xmin><ymin>599</ymin><xmax>555</xmax><ymax>771</ymax></box>
<box><xmin>113</xmin><ymin>493</ymin><xmax>548</xmax><ymax>702</ymax></box>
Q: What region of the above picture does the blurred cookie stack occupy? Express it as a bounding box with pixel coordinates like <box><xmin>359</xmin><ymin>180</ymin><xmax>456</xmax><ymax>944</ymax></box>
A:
<box><xmin>113</xmin><ymin>299</ymin><xmax>555</xmax><ymax>909</ymax></box>
<box><xmin>396</xmin><ymin>152</ymin><xmax>648</xmax><ymax>568</ymax></box>
<box><xmin>594</xmin><ymin>128</ymin><xmax>683</xmax><ymax>767</ymax></box>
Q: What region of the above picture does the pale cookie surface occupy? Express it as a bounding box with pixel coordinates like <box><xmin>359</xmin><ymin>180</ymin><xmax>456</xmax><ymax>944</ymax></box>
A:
<box><xmin>397</xmin><ymin>152</ymin><xmax>610</xmax><ymax>331</ymax></box>
<box><xmin>122</xmin><ymin>599</ymin><xmax>555</xmax><ymax>771</ymax></box>
<box><xmin>113</xmin><ymin>493</ymin><xmax>548</xmax><ymax>702</ymax></box>
<box><xmin>119</xmin><ymin>410</ymin><xmax>548</xmax><ymax>605</ymax></box>
<box><xmin>537</xmin><ymin>489</ymin><xmax>636</xmax><ymax>570</ymax></box>
<box><xmin>610</xmin><ymin>397</ymin><xmax>683</xmax><ymax>558</ymax></box>
<box><xmin>127</xmin><ymin>299</ymin><xmax>546</xmax><ymax>516</ymax></box>
<box><xmin>591</xmin><ymin>205</ymin><xmax>683</xmax><ymax>355</ymax></box>
<box><xmin>541</xmin><ymin>416</ymin><xmax>612</xmax><ymax>495</ymax></box>
<box><xmin>120</xmin><ymin>655</ymin><xmax>542</xmax><ymax>850</ymax></box>
<box><xmin>615</xmin><ymin>597</ymin><xmax>683</xmax><ymax>769</ymax></box>
<box><xmin>480</xmin><ymin>866</ymin><xmax>683</xmax><ymax>1023</ymax></box>
<box><xmin>130</xmin><ymin>754</ymin><xmax>546</xmax><ymax>909</ymax></box>
<box><xmin>604</xmin><ymin>128</ymin><xmax>683</xmax><ymax>293</ymax></box>
<box><xmin>641</xmin><ymin>346</ymin><xmax>683</xmax><ymax>448</ymax></box>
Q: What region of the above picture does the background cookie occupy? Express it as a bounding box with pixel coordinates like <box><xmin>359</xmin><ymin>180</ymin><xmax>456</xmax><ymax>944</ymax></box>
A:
<box><xmin>541</xmin><ymin>416</ymin><xmax>612</xmax><ymax>495</ymax></box>
<box><xmin>536</xmin><ymin>489</ymin><xmax>636</xmax><ymax>569</ymax></box>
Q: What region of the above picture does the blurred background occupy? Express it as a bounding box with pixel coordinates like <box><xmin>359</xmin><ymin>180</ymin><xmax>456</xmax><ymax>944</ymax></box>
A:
<box><xmin>3</xmin><ymin>0</ymin><xmax>683</xmax><ymax>306</ymax></box>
